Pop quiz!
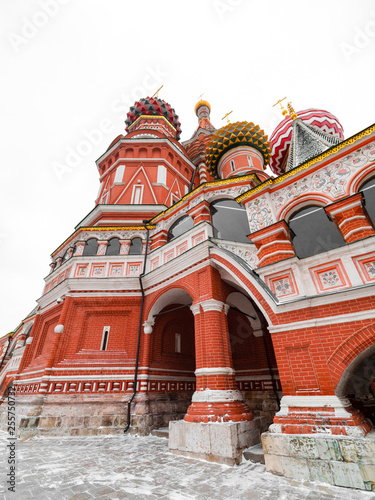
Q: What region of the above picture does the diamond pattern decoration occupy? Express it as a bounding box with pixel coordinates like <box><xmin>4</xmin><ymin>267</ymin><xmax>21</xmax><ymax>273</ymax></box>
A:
<box><xmin>205</xmin><ymin>121</ymin><xmax>271</xmax><ymax>177</ymax></box>
<box><xmin>125</xmin><ymin>97</ymin><xmax>182</xmax><ymax>140</ymax></box>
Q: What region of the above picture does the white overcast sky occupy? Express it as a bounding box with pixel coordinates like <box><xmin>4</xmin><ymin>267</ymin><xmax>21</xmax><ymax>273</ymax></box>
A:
<box><xmin>0</xmin><ymin>0</ymin><xmax>374</xmax><ymax>334</ymax></box>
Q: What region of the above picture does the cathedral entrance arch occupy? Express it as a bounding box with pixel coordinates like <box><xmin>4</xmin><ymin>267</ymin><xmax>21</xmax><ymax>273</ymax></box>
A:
<box><xmin>143</xmin><ymin>288</ymin><xmax>196</xmax><ymax>430</ymax></box>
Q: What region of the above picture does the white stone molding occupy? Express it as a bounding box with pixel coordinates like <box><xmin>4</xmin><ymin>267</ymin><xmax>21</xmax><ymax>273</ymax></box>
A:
<box><xmin>195</xmin><ymin>367</ymin><xmax>235</xmax><ymax>376</ymax></box>
<box><xmin>223</xmin><ymin>304</ymin><xmax>230</xmax><ymax>315</ymax></box>
<box><xmin>275</xmin><ymin>395</ymin><xmax>354</xmax><ymax>418</ymax></box>
<box><xmin>54</xmin><ymin>325</ymin><xmax>64</xmax><ymax>334</ymax></box>
<box><xmin>190</xmin><ymin>304</ymin><xmax>201</xmax><ymax>316</ymax></box>
<box><xmin>26</xmin><ymin>338</ymin><xmax>33</xmax><ymax>345</ymax></box>
<box><xmin>200</xmin><ymin>299</ymin><xmax>225</xmax><ymax>313</ymax></box>
<box><xmin>192</xmin><ymin>389</ymin><xmax>244</xmax><ymax>403</ymax></box>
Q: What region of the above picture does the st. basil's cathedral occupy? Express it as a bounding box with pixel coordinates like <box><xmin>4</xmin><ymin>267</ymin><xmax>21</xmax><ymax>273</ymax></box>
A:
<box><xmin>1</xmin><ymin>94</ymin><xmax>375</xmax><ymax>490</ymax></box>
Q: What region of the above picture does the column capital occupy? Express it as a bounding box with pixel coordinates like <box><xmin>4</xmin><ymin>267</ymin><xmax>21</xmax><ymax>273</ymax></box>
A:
<box><xmin>200</xmin><ymin>299</ymin><xmax>225</xmax><ymax>313</ymax></box>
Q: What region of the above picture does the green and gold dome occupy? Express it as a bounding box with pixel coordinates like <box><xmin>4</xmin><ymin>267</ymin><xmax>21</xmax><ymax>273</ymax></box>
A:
<box><xmin>205</xmin><ymin>121</ymin><xmax>271</xmax><ymax>176</ymax></box>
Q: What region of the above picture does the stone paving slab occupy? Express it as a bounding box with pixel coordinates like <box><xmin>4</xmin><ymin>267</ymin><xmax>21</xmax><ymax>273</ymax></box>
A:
<box><xmin>0</xmin><ymin>430</ymin><xmax>374</xmax><ymax>500</ymax></box>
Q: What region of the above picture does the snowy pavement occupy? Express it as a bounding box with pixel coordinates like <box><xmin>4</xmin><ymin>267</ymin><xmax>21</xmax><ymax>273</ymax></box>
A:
<box><xmin>1</xmin><ymin>430</ymin><xmax>374</xmax><ymax>500</ymax></box>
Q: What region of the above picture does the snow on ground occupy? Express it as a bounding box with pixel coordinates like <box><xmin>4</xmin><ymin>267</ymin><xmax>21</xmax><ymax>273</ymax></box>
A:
<box><xmin>0</xmin><ymin>430</ymin><xmax>374</xmax><ymax>499</ymax></box>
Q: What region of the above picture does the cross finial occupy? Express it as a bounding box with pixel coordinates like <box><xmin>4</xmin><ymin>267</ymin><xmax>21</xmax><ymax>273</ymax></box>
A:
<box><xmin>152</xmin><ymin>85</ymin><xmax>164</xmax><ymax>98</ymax></box>
<box><xmin>198</xmin><ymin>93</ymin><xmax>204</xmax><ymax>101</ymax></box>
<box><xmin>287</xmin><ymin>102</ymin><xmax>297</xmax><ymax>120</ymax></box>
<box><xmin>222</xmin><ymin>110</ymin><xmax>233</xmax><ymax>124</ymax></box>
<box><xmin>273</xmin><ymin>97</ymin><xmax>288</xmax><ymax>116</ymax></box>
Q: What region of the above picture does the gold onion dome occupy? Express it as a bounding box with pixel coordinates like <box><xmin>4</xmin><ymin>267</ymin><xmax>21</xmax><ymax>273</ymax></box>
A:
<box><xmin>205</xmin><ymin>121</ymin><xmax>271</xmax><ymax>176</ymax></box>
<box><xmin>195</xmin><ymin>100</ymin><xmax>211</xmax><ymax>115</ymax></box>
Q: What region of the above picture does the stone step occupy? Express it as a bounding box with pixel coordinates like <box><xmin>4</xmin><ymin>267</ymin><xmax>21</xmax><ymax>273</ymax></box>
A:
<box><xmin>243</xmin><ymin>443</ymin><xmax>265</xmax><ymax>464</ymax></box>
<box><xmin>151</xmin><ymin>427</ymin><xmax>169</xmax><ymax>439</ymax></box>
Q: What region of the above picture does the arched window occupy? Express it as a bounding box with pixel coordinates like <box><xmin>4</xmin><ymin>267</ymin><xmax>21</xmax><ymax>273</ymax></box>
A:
<box><xmin>360</xmin><ymin>177</ymin><xmax>375</xmax><ymax>226</ymax></box>
<box><xmin>168</xmin><ymin>216</ymin><xmax>194</xmax><ymax>241</ymax></box>
<box><xmin>128</xmin><ymin>237</ymin><xmax>143</xmax><ymax>255</ymax></box>
<box><xmin>211</xmin><ymin>199</ymin><xmax>250</xmax><ymax>243</ymax></box>
<box><xmin>23</xmin><ymin>325</ymin><xmax>33</xmax><ymax>346</ymax></box>
<box><xmin>106</xmin><ymin>238</ymin><xmax>120</xmax><ymax>256</ymax></box>
<box><xmin>289</xmin><ymin>205</ymin><xmax>346</xmax><ymax>259</ymax></box>
<box><xmin>82</xmin><ymin>238</ymin><xmax>98</xmax><ymax>256</ymax></box>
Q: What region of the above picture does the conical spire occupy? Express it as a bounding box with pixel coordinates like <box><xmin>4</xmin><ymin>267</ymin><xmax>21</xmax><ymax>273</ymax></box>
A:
<box><xmin>286</xmin><ymin>119</ymin><xmax>341</xmax><ymax>171</ymax></box>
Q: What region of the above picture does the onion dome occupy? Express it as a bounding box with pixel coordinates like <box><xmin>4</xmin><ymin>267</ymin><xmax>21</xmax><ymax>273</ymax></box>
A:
<box><xmin>269</xmin><ymin>109</ymin><xmax>344</xmax><ymax>175</ymax></box>
<box><xmin>125</xmin><ymin>97</ymin><xmax>182</xmax><ymax>140</ymax></box>
<box><xmin>205</xmin><ymin>121</ymin><xmax>271</xmax><ymax>176</ymax></box>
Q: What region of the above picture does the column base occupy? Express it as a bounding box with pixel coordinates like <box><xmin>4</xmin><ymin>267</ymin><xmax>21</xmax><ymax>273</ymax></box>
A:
<box><xmin>184</xmin><ymin>389</ymin><xmax>254</xmax><ymax>423</ymax></box>
<box><xmin>270</xmin><ymin>395</ymin><xmax>372</xmax><ymax>437</ymax></box>
<box><xmin>262</xmin><ymin>431</ymin><xmax>375</xmax><ymax>491</ymax></box>
<box><xmin>169</xmin><ymin>419</ymin><xmax>261</xmax><ymax>465</ymax></box>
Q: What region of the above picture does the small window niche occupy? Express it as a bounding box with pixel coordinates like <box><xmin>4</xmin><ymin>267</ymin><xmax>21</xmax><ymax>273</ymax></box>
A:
<box><xmin>175</xmin><ymin>333</ymin><xmax>181</xmax><ymax>353</ymax></box>
<box><xmin>101</xmin><ymin>326</ymin><xmax>110</xmax><ymax>351</ymax></box>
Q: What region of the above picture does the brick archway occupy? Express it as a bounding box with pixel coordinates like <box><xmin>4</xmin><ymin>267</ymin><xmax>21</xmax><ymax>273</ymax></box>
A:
<box><xmin>328</xmin><ymin>323</ymin><xmax>375</xmax><ymax>387</ymax></box>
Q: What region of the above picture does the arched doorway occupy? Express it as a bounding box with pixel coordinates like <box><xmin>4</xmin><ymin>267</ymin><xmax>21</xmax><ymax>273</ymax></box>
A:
<box><xmin>146</xmin><ymin>289</ymin><xmax>196</xmax><ymax>429</ymax></box>
<box><xmin>226</xmin><ymin>290</ymin><xmax>281</xmax><ymax>432</ymax></box>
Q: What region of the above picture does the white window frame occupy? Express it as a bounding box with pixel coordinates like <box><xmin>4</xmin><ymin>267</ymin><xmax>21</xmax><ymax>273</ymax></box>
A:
<box><xmin>157</xmin><ymin>165</ymin><xmax>167</xmax><ymax>186</ymax></box>
<box><xmin>114</xmin><ymin>165</ymin><xmax>125</xmax><ymax>184</ymax></box>
<box><xmin>131</xmin><ymin>185</ymin><xmax>144</xmax><ymax>204</ymax></box>
<box><xmin>247</xmin><ymin>156</ymin><xmax>254</xmax><ymax>167</ymax></box>
<box><xmin>230</xmin><ymin>160</ymin><xmax>235</xmax><ymax>172</ymax></box>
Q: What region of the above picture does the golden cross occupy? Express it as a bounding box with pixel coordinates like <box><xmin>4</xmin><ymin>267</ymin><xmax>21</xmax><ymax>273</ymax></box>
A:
<box><xmin>152</xmin><ymin>85</ymin><xmax>164</xmax><ymax>98</ymax></box>
<box><xmin>273</xmin><ymin>97</ymin><xmax>288</xmax><ymax>115</ymax></box>
<box><xmin>222</xmin><ymin>110</ymin><xmax>233</xmax><ymax>124</ymax></box>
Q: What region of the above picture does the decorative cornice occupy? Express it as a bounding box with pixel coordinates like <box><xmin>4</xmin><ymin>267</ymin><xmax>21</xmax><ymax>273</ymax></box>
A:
<box><xmin>236</xmin><ymin>123</ymin><xmax>375</xmax><ymax>203</ymax></box>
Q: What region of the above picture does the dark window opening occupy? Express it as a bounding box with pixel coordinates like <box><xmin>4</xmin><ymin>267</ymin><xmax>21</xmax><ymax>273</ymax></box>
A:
<box><xmin>128</xmin><ymin>237</ymin><xmax>143</xmax><ymax>255</ymax></box>
<box><xmin>23</xmin><ymin>325</ymin><xmax>33</xmax><ymax>346</ymax></box>
<box><xmin>289</xmin><ymin>205</ymin><xmax>346</xmax><ymax>259</ymax></box>
<box><xmin>211</xmin><ymin>199</ymin><xmax>250</xmax><ymax>243</ymax></box>
<box><xmin>106</xmin><ymin>238</ymin><xmax>120</xmax><ymax>256</ymax></box>
<box><xmin>230</xmin><ymin>160</ymin><xmax>235</xmax><ymax>172</ymax></box>
<box><xmin>82</xmin><ymin>238</ymin><xmax>98</xmax><ymax>256</ymax></box>
<box><xmin>360</xmin><ymin>177</ymin><xmax>375</xmax><ymax>227</ymax></box>
<box><xmin>101</xmin><ymin>330</ymin><xmax>109</xmax><ymax>351</ymax></box>
<box><xmin>168</xmin><ymin>216</ymin><xmax>194</xmax><ymax>241</ymax></box>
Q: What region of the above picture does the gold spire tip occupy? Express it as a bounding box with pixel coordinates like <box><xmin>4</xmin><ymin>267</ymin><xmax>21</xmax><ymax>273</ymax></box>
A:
<box><xmin>287</xmin><ymin>102</ymin><xmax>297</xmax><ymax>120</ymax></box>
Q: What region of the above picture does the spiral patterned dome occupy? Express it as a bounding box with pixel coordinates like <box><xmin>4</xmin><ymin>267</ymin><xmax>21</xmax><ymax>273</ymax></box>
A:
<box><xmin>205</xmin><ymin>121</ymin><xmax>271</xmax><ymax>176</ymax></box>
<box><xmin>269</xmin><ymin>109</ymin><xmax>344</xmax><ymax>176</ymax></box>
<box><xmin>125</xmin><ymin>97</ymin><xmax>182</xmax><ymax>140</ymax></box>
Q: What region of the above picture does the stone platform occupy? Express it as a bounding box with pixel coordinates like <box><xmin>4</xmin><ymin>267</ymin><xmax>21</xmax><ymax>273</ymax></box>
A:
<box><xmin>169</xmin><ymin>418</ymin><xmax>261</xmax><ymax>465</ymax></box>
<box><xmin>262</xmin><ymin>430</ymin><xmax>375</xmax><ymax>491</ymax></box>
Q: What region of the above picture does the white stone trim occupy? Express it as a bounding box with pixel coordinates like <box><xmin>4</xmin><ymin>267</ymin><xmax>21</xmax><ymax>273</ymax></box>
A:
<box><xmin>200</xmin><ymin>299</ymin><xmax>225</xmax><ymax>313</ymax></box>
<box><xmin>54</xmin><ymin>325</ymin><xmax>64</xmax><ymax>334</ymax></box>
<box><xmin>190</xmin><ymin>304</ymin><xmax>201</xmax><ymax>316</ymax></box>
<box><xmin>257</xmin><ymin>250</ymin><xmax>295</xmax><ymax>266</ymax></box>
<box><xmin>345</xmin><ymin>226</ymin><xmax>374</xmax><ymax>239</ymax></box>
<box><xmin>195</xmin><ymin>367</ymin><xmax>235</xmax><ymax>376</ymax></box>
<box><xmin>276</xmin><ymin>395</ymin><xmax>353</xmax><ymax>419</ymax></box>
<box><xmin>338</xmin><ymin>214</ymin><xmax>366</xmax><ymax>228</ymax></box>
<box><xmin>268</xmin><ymin>307</ymin><xmax>375</xmax><ymax>333</ymax></box>
<box><xmin>329</xmin><ymin>199</ymin><xmax>363</xmax><ymax>215</ymax></box>
<box><xmin>192</xmin><ymin>389</ymin><xmax>244</xmax><ymax>403</ymax></box>
<box><xmin>251</xmin><ymin>225</ymin><xmax>289</xmax><ymax>242</ymax></box>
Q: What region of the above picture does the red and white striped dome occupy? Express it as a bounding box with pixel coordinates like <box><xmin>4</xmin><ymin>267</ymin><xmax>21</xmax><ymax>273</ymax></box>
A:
<box><xmin>269</xmin><ymin>109</ymin><xmax>344</xmax><ymax>175</ymax></box>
